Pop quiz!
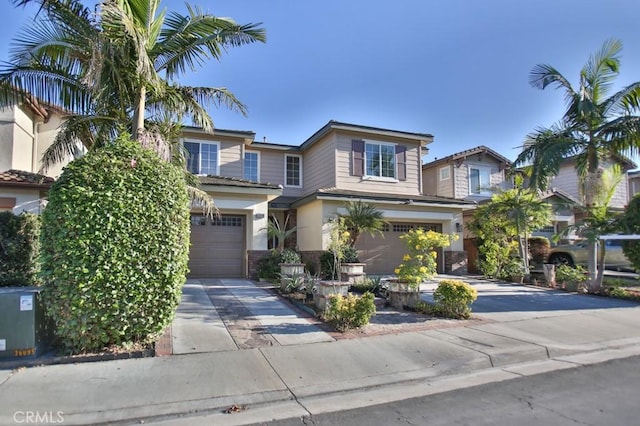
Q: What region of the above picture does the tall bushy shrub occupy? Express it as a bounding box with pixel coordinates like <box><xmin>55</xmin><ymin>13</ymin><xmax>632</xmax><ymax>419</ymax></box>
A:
<box><xmin>40</xmin><ymin>136</ymin><xmax>190</xmax><ymax>353</ymax></box>
<box><xmin>0</xmin><ymin>212</ymin><xmax>40</xmax><ymax>286</ymax></box>
<box><xmin>621</xmin><ymin>194</ymin><xmax>640</xmax><ymax>270</ymax></box>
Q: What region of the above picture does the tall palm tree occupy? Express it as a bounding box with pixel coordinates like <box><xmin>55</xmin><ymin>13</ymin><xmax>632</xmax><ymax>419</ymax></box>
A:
<box><xmin>0</xmin><ymin>0</ymin><xmax>265</xmax><ymax>170</ymax></box>
<box><xmin>514</xmin><ymin>39</ymin><xmax>640</xmax><ymax>289</ymax></box>
<box><xmin>338</xmin><ymin>201</ymin><xmax>386</xmax><ymax>246</ymax></box>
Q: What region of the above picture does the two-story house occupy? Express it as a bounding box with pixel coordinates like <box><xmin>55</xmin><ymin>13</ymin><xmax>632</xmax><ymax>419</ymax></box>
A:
<box><xmin>422</xmin><ymin>145</ymin><xmax>637</xmax><ymax>246</ymax></box>
<box><xmin>184</xmin><ymin>121</ymin><xmax>475</xmax><ymax>278</ymax></box>
<box><xmin>421</xmin><ymin>146</ymin><xmax>512</xmax><ymax>272</ymax></box>
<box><xmin>2</xmin><ymin>108</ymin><xmax>476</xmax><ymax>278</ymax></box>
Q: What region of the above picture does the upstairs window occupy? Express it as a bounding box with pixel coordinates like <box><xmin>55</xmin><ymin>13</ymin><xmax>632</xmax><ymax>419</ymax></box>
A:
<box><xmin>184</xmin><ymin>141</ymin><xmax>219</xmax><ymax>175</ymax></box>
<box><xmin>244</xmin><ymin>151</ymin><xmax>259</xmax><ymax>181</ymax></box>
<box><xmin>469</xmin><ymin>166</ymin><xmax>491</xmax><ymax>195</ymax></box>
<box><xmin>365</xmin><ymin>142</ymin><xmax>396</xmax><ymax>179</ymax></box>
<box><xmin>285</xmin><ymin>154</ymin><xmax>302</xmax><ymax>187</ymax></box>
<box><xmin>439</xmin><ymin>166</ymin><xmax>450</xmax><ymax>181</ymax></box>
<box><xmin>352</xmin><ymin>140</ymin><xmax>406</xmax><ymax>181</ymax></box>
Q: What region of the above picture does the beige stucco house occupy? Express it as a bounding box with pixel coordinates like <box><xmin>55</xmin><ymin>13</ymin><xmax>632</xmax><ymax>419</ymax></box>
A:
<box><xmin>184</xmin><ymin>121</ymin><xmax>475</xmax><ymax>278</ymax></box>
<box><xmin>0</xmin><ymin>99</ymin><xmax>68</xmax><ymax>214</ymax></box>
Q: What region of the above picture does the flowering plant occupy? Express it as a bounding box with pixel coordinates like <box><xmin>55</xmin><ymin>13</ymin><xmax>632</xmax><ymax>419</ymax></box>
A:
<box><xmin>394</xmin><ymin>229</ymin><xmax>457</xmax><ymax>289</ymax></box>
<box><xmin>324</xmin><ymin>217</ymin><xmax>352</xmax><ymax>280</ymax></box>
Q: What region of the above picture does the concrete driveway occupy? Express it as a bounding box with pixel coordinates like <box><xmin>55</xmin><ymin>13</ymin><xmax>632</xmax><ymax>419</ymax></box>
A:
<box><xmin>422</xmin><ymin>275</ymin><xmax>639</xmax><ymax>322</ymax></box>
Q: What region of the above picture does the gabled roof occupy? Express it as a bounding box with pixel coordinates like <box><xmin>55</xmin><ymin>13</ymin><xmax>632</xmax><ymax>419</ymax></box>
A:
<box><xmin>538</xmin><ymin>187</ymin><xmax>583</xmax><ymax>206</ymax></box>
<box><xmin>274</xmin><ymin>188</ymin><xmax>476</xmax><ymax>210</ymax></box>
<box><xmin>0</xmin><ymin>170</ymin><xmax>54</xmax><ymax>189</ymax></box>
<box><xmin>299</xmin><ymin>120</ymin><xmax>434</xmax><ymax>151</ymax></box>
<box><xmin>423</xmin><ymin>145</ymin><xmax>512</xmax><ymax>169</ymax></box>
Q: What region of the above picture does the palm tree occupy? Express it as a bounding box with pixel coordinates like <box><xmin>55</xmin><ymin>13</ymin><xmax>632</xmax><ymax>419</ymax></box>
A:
<box><xmin>1</xmin><ymin>0</ymin><xmax>265</xmax><ymax>169</ymax></box>
<box><xmin>514</xmin><ymin>39</ymin><xmax>640</xmax><ymax>289</ymax></box>
<box><xmin>338</xmin><ymin>201</ymin><xmax>386</xmax><ymax>246</ymax></box>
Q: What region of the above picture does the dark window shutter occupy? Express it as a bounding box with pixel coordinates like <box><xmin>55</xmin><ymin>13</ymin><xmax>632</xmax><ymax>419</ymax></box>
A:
<box><xmin>352</xmin><ymin>139</ymin><xmax>365</xmax><ymax>177</ymax></box>
<box><xmin>396</xmin><ymin>145</ymin><xmax>407</xmax><ymax>181</ymax></box>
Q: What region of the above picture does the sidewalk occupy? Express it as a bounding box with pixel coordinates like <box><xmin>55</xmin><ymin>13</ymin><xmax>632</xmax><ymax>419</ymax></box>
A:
<box><xmin>1</xmin><ymin>277</ymin><xmax>640</xmax><ymax>425</ymax></box>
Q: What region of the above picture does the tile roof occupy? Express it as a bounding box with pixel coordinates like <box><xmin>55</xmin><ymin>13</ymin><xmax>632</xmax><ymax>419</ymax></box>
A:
<box><xmin>274</xmin><ymin>188</ymin><xmax>476</xmax><ymax>209</ymax></box>
<box><xmin>198</xmin><ymin>175</ymin><xmax>281</xmax><ymax>190</ymax></box>
<box><xmin>0</xmin><ymin>170</ymin><xmax>54</xmax><ymax>188</ymax></box>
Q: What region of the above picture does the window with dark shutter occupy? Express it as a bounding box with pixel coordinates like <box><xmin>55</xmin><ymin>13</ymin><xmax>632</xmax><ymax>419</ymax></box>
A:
<box><xmin>396</xmin><ymin>145</ymin><xmax>407</xmax><ymax>181</ymax></box>
<box><xmin>352</xmin><ymin>139</ymin><xmax>365</xmax><ymax>176</ymax></box>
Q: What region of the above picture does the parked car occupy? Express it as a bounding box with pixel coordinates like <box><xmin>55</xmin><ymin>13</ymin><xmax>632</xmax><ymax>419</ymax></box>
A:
<box><xmin>547</xmin><ymin>239</ymin><xmax>634</xmax><ymax>271</ymax></box>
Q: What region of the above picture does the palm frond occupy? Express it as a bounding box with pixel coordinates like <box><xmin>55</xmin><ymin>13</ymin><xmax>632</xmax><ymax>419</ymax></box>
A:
<box><xmin>187</xmin><ymin>185</ymin><xmax>217</xmax><ymax>219</ymax></box>
<box><xmin>514</xmin><ymin>124</ymin><xmax>584</xmax><ymax>191</ymax></box>
<box><xmin>581</xmin><ymin>38</ymin><xmax>622</xmax><ymax>102</ymax></box>
<box><xmin>156</xmin><ymin>8</ymin><xmax>265</xmax><ymax>78</ymax></box>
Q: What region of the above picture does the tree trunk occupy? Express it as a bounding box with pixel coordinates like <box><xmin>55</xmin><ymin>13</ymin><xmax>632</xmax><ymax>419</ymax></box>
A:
<box><xmin>133</xmin><ymin>85</ymin><xmax>146</xmax><ymax>139</ymax></box>
<box><xmin>584</xmin><ymin>169</ymin><xmax>599</xmax><ymax>292</ymax></box>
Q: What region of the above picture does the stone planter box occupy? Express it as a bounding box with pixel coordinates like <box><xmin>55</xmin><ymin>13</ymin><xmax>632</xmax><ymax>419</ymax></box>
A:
<box><xmin>388</xmin><ymin>281</ymin><xmax>418</xmax><ymax>292</ymax></box>
<box><xmin>279</xmin><ymin>263</ymin><xmax>305</xmax><ymax>276</ymax></box>
<box><xmin>340</xmin><ymin>263</ymin><xmax>366</xmax><ymax>275</ymax></box>
<box><xmin>314</xmin><ymin>281</ymin><xmax>350</xmax><ymax>310</ymax></box>
<box><xmin>387</xmin><ymin>280</ymin><xmax>420</xmax><ymax>310</ymax></box>
<box><xmin>339</xmin><ymin>263</ymin><xmax>366</xmax><ymax>284</ymax></box>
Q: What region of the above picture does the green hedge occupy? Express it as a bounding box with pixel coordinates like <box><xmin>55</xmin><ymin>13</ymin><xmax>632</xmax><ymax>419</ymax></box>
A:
<box><xmin>622</xmin><ymin>194</ymin><xmax>640</xmax><ymax>270</ymax></box>
<box><xmin>0</xmin><ymin>212</ymin><xmax>41</xmax><ymax>287</ymax></box>
<box><xmin>40</xmin><ymin>136</ymin><xmax>190</xmax><ymax>353</ymax></box>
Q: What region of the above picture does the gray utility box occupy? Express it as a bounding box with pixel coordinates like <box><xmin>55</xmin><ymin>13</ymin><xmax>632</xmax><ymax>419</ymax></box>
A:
<box><xmin>0</xmin><ymin>287</ymin><xmax>52</xmax><ymax>359</ymax></box>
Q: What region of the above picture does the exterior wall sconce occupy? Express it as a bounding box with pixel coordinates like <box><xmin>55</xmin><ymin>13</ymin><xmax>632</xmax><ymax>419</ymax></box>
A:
<box><xmin>455</xmin><ymin>222</ymin><xmax>462</xmax><ymax>233</ymax></box>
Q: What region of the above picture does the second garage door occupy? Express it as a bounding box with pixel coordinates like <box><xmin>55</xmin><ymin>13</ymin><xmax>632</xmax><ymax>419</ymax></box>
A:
<box><xmin>188</xmin><ymin>214</ymin><xmax>245</xmax><ymax>278</ymax></box>
<box><xmin>356</xmin><ymin>222</ymin><xmax>443</xmax><ymax>275</ymax></box>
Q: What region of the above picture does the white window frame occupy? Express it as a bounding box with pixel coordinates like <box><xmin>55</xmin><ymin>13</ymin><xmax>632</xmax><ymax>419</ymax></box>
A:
<box><xmin>184</xmin><ymin>140</ymin><xmax>220</xmax><ymax>176</ymax></box>
<box><xmin>243</xmin><ymin>150</ymin><xmax>260</xmax><ymax>182</ymax></box>
<box><xmin>364</xmin><ymin>141</ymin><xmax>397</xmax><ymax>181</ymax></box>
<box><xmin>439</xmin><ymin>166</ymin><xmax>450</xmax><ymax>181</ymax></box>
<box><xmin>468</xmin><ymin>165</ymin><xmax>492</xmax><ymax>195</ymax></box>
<box><xmin>284</xmin><ymin>154</ymin><xmax>303</xmax><ymax>188</ymax></box>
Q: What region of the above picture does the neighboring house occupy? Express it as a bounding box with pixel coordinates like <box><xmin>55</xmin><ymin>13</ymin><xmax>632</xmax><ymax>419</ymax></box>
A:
<box><xmin>547</xmin><ymin>156</ymin><xmax>635</xmax><ymax>210</ymax></box>
<box><xmin>421</xmin><ymin>145</ymin><xmax>513</xmax><ymax>202</ymax></box>
<box><xmin>0</xmin><ymin>99</ymin><xmax>68</xmax><ymax>214</ymax></box>
<box><xmin>532</xmin><ymin>188</ymin><xmax>581</xmax><ymax>243</ymax></box>
<box><xmin>421</xmin><ymin>146</ymin><xmax>513</xmax><ymax>273</ymax></box>
<box><xmin>184</xmin><ymin>121</ymin><xmax>475</xmax><ymax>278</ymax></box>
<box><xmin>628</xmin><ymin>170</ymin><xmax>640</xmax><ymax>199</ymax></box>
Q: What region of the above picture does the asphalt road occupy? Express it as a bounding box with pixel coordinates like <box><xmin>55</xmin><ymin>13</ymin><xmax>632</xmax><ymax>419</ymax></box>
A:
<box><xmin>258</xmin><ymin>355</ymin><xmax>640</xmax><ymax>426</ymax></box>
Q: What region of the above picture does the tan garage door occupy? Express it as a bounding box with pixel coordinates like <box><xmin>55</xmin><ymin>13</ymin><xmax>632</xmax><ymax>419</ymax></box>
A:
<box><xmin>356</xmin><ymin>222</ymin><xmax>443</xmax><ymax>275</ymax></box>
<box><xmin>188</xmin><ymin>214</ymin><xmax>245</xmax><ymax>278</ymax></box>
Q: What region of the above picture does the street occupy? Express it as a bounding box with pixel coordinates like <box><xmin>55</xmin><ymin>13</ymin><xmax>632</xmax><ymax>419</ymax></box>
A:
<box><xmin>259</xmin><ymin>355</ymin><xmax>640</xmax><ymax>426</ymax></box>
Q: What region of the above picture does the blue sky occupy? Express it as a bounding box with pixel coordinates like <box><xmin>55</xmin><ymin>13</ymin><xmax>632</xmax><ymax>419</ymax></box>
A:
<box><xmin>1</xmin><ymin>0</ymin><xmax>640</xmax><ymax>163</ymax></box>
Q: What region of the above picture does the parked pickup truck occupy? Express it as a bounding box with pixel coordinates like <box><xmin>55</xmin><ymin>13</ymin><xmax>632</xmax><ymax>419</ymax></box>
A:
<box><xmin>547</xmin><ymin>239</ymin><xmax>635</xmax><ymax>271</ymax></box>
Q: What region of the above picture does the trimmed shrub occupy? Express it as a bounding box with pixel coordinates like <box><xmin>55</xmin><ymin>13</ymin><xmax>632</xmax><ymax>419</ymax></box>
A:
<box><xmin>258</xmin><ymin>250</ymin><xmax>282</xmax><ymax>281</ymax></box>
<box><xmin>528</xmin><ymin>236</ymin><xmax>550</xmax><ymax>268</ymax></box>
<box><xmin>433</xmin><ymin>279</ymin><xmax>478</xmax><ymax>319</ymax></box>
<box><xmin>0</xmin><ymin>212</ymin><xmax>41</xmax><ymax>287</ymax></box>
<box><xmin>556</xmin><ymin>264</ymin><xmax>587</xmax><ymax>286</ymax></box>
<box><xmin>40</xmin><ymin>136</ymin><xmax>190</xmax><ymax>353</ymax></box>
<box><xmin>324</xmin><ymin>292</ymin><xmax>376</xmax><ymax>332</ymax></box>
